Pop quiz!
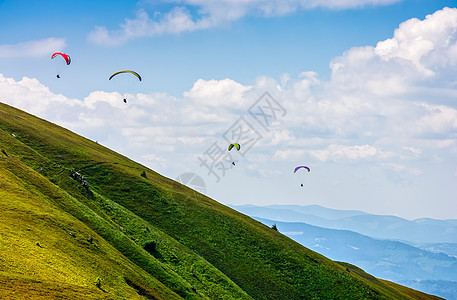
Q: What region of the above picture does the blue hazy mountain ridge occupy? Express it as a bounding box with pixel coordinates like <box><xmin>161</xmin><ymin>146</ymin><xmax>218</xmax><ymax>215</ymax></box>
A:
<box><xmin>253</xmin><ymin>217</ymin><xmax>457</xmax><ymax>282</ymax></box>
<box><xmin>253</xmin><ymin>217</ymin><xmax>457</xmax><ymax>300</ymax></box>
<box><xmin>445</xmin><ymin>219</ymin><xmax>457</xmax><ymax>226</ymax></box>
<box><xmin>267</xmin><ymin>204</ymin><xmax>369</xmax><ymax>220</ymax></box>
<box><xmin>407</xmin><ymin>242</ymin><xmax>457</xmax><ymax>258</ymax></box>
<box><xmin>230</xmin><ymin>205</ymin><xmax>457</xmax><ymax>244</ymax></box>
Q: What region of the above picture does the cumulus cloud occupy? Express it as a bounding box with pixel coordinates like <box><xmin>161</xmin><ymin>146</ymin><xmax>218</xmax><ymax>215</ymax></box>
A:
<box><xmin>273</xmin><ymin>149</ymin><xmax>306</xmax><ymax>161</ymax></box>
<box><xmin>375</xmin><ymin>7</ymin><xmax>457</xmax><ymax>75</ymax></box>
<box><xmin>0</xmin><ymin>38</ymin><xmax>66</xmax><ymax>58</ymax></box>
<box><xmin>2</xmin><ymin>7</ymin><xmax>457</xmax><ymax>219</ymax></box>
<box><xmin>0</xmin><ymin>74</ymin><xmax>77</xmax><ymax>116</ymax></box>
<box><xmin>0</xmin><ymin>74</ymin><xmax>256</xmax><ymax>172</ymax></box>
<box><xmin>88</xmin><ymin>7</ymin><xmax>213</xmax><ymax>46</ymax></box>
<box><xmin>4</xmin><ymin>4</ymin><xmax>457</xmax><ymax>172</ymax></box>
<box><xmin>88</xmin><ymin>0</ymin><xmax>400</xmax><ymax>46</ymax></box>
<box><xmin>414</xmin><ymin>103</ymin><xmax>457</xmax><ymax>135</ymax></box>
<box><xmin>307</xmin><ymin>144</ymin><xmax>394</xmax><ymax>162</ymax></box>
<box><xmin>311</xmin><ymin>7</ymin><xmax>457</xmax><ymax>142</ymax></box>
<box><xmin>262</xmin><ymin>7</ymin><xmax>457</xmax><ymax>169</ymax></box>
<box><xmin>184</xmin><ymin>78</ymin><xmax>252</xmax><ymax>109</ymax></box>
<box><xmin>332</xmin><ymin>7</ymin><xmax>457</xmax><ymax>83</ymax></box>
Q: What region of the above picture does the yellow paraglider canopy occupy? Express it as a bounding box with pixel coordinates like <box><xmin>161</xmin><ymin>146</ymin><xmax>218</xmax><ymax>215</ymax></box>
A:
<box><xmin>109</xmin><ymin>70</ymin><xmax>142</xmax><ymax>81</ymax></box>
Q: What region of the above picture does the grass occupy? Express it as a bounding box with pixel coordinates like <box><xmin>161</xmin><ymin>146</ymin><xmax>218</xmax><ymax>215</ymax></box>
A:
<box><xmin>0</xmin><ymin>159</ymin><xmax>179</xmax><ymax>300</ymax></box>
<box><xmin>0</xmin><ymin>102</ymin><xmax>443</xmax><ymax>300</ymax></box>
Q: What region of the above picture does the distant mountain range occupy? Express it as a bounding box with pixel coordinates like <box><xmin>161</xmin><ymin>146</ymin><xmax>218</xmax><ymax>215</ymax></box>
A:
<box><xmin>230</xmin><ymin>204</ymin><xmax>457</xmax><ymax>299</ymax></box>
<box><xmin>231</xmin><ymin>204</ymin><xmax>457</xmax><ymax>244</ymax></box>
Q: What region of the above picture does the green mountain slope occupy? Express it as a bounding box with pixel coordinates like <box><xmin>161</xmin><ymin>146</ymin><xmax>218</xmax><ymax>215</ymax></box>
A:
<box><xmin>0</xmin><ymin>102</ymin><xmax>442</xmax><ymax>299</ymax></box>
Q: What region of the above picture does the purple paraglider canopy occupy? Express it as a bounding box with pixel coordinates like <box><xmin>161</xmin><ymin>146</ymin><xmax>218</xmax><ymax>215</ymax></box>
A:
<box><xmin>294</xmin><ymin>166</ymin><xmax>310</xmax><ymax>173</ymax></box>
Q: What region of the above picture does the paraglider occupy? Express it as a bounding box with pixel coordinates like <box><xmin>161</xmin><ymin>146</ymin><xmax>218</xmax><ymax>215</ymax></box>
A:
<box><xmin>228</xmin><ymin>143</ymin><xmax>241</xmax><ymax>165</ymax></box>
<box><xmin>51</xmin><ymin>52</ymin><xmax>71</xmax><ymax>78</ymax></box>
<box><xmin>294</xmin><ymin>166</ymin><xmax>310</xmax><ymax>173</ymax></box>
<box><xmin>109</xmin><ymin>70</ymin><xmax>142</xmax><ymax>81</ymax></box>
<box><xmin>294</xmin><ymin>165</ymin><xmax>310</xmax><ymax>187</ymax></box>
<box><xmin>228</xmin><ymin>143</ymin><xmax>241</xmax><ymax>151</ymax></box>
<box><xmin>109</xmin><ymin>70</ymin><xmax>142</xmax><ymax>103</ymax></box>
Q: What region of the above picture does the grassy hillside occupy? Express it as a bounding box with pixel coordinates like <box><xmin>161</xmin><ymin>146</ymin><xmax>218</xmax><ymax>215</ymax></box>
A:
<box><xmin>0</xmin><ymin>157</ymin><xmax>181</xmax><ymax>299</ymax></box>
<box><xmin>0</xmin><ymin>102</ymin><xmax>443</xmax><ymax>299</ymax></box>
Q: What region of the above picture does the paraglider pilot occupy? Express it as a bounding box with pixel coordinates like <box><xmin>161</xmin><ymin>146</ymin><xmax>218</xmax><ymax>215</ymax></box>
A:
<box><xmin>294</xmin><ymin>166</ymin><xmax>310</xmax><ymax>188</ymax></box>
<box><xmin>51</xmin><ymin>52</ymin><xmax>70</xmax><ymax>79</ymax></box>
<box><xmin>228</xmin><ymin>143</ymin><xmax>241</xmax><ymax>166</ymax></box>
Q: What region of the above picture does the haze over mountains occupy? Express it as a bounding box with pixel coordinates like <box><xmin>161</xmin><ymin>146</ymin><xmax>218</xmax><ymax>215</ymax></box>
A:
<box><xmin>230</xmin><ymin>204</ymin><xmax>457</xmax><ymax>299</ymax></box>
<box><xmin>231</xmin><ymin>204</ymin><xmax>457</xmax><ymax>243</ymax></box>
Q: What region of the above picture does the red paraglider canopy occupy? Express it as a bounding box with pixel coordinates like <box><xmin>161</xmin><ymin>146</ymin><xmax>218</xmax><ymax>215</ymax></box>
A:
<box><xmin>51</xmin><ymin>52</ymin><xmax>71</xmax><ymax>65</ymax></box>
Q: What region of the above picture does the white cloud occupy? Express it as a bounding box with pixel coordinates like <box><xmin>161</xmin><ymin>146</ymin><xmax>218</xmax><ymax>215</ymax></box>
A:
<box><xmin>400</xmin><ymin>146</ymin><xmax>422</xmax><ymax>158</ymax></box>
<box><xmin>414</xmin><ymin>103</ymin><xmax>457</xmax><ymax>135</ymax></box>
<box><xmin>0</xmin><ymin>74</ymin><xmax>78</xmax><ymax>116</ymax></box>
<box><xmin>88</xmin><ymin>7</ymin><xmax>214</xmax><ymax>46</ymax></box>
<box><xmin>332</xmin><ymin>7</ymin><xmax>457</xmax><ymax>83</ymax></box>
<box><xmin>3</xmin><ymin>7</ymin><xmax>457</xmax><ymax>218</ymax></box>
<box><xmin>183</xmin><ymin>78</ymin><xmax>252</xmax><ymax>109</ymax></box>
<box><xmin>0</xmin><ymin>38</ymin><xmax>66</xmax><ymax>58</ymax></box>
<box><xmin>383</xmin><ymin>163</ymin><xmax>422</xmax><ymax>176</ymax></box>
<box><xmin>83</xmin><ymin>91</ymin><xmax>125</xmax><ymax>110</ymax></box>
<box><xmin>304</xmin><ymin>7</ymin><xmax>457</xmax><ymax>145</ymax></box>
<box><xmin>307</xmin><ymin>144</ymin><xmax>393</xmax><ymax>162</ymax></box>
<box><xmin>4</xmin><ymin>4</ymin><xmax>457</xmax><ymax>169</ymax></box>
<box><xmin>273</xmin><ymin>149</ymin><xmax>306</xmax><ymax>161</ymax></box>
<box><xmin>0</xmin><ymin>73</ymin><xmax>257</xmax><ymax>174</ymax></box>
<box><xmin>270</xmin><ymin>129</ymin><xmax>295</xmax><ymax>146</ymax></box>
<box><xmin>89</xmin><ymin>0</ymin><xmax>401</xmax><ymax>46</ymax></box>
<box><xmin>375</xmin><ymin>7</ymin><xmax>457</xmax><ymax>76</ymax></box>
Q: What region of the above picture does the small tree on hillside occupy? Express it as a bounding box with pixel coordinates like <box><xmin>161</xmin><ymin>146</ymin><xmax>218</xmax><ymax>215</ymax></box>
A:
<box><xmin>271</xmin><ymin>224</ymin><xmax>278</xmax><ymax>231</ymax></box>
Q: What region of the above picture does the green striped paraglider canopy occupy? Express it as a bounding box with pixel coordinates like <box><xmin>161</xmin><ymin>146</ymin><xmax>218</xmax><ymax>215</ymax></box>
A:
<box><xmin>228</xmin><ymin>143</ymin><xmax>241</xmax><ymax>151</ymax></box>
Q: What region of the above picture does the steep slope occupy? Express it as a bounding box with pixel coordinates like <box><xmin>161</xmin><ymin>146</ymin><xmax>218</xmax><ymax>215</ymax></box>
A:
<box><xmin>0</xmin><ymin>104</ymin><xmax>247</xmax><ymax>299</ymax></box>
<box><xmin>0</xmin><ymin>102</ymin><xmax>442</xmax><ymax>299</ymax></box>
<box><xmin>0</xmin><ymin>156</ymin><xmax>180</xmax><ymax>299</ymax></box>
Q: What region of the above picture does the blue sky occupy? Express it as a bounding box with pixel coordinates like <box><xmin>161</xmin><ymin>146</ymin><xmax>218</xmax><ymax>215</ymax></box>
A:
<box><xmin>1</xmin><ymin>0</ymin><xmax>456</xmax><ymax>220</ymax></box>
